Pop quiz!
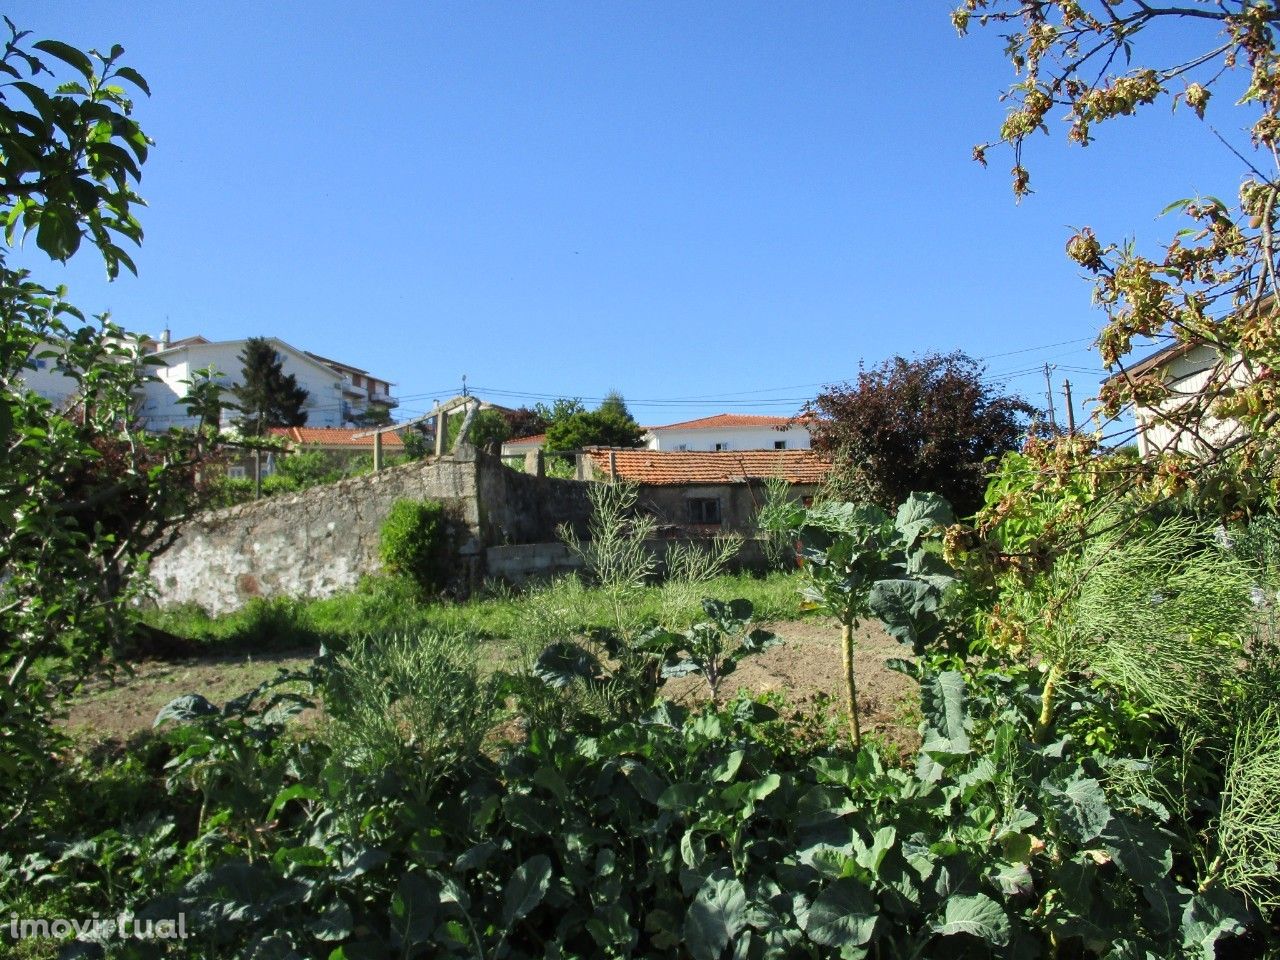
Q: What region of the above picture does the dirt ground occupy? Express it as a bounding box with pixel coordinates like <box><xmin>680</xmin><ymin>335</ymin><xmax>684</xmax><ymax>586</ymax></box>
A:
<box><xmin>62</xmin><ymin>618</ymin><xmax>921</xmax><ymax>751</ymax></box>
<box><xmin>63</xmin><ymin>651</ymin><xmax>318</xmax><ymax>744</ymax></box>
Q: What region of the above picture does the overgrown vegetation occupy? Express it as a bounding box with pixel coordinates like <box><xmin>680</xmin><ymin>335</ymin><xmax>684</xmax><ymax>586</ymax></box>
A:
<box><xmin>379</xmin><ymin>499</ymin><xmax>449</xmax><ymax>595</ymax></box>
<box><xmin>8</xmin><ymin>14</ymin><xmax>1280</xmax><ymax>960</ymax></box>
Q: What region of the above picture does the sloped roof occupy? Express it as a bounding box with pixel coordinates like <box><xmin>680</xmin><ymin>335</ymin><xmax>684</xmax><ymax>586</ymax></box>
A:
<box><xmin>503</xmin><ymin>433</ymin><xmax>547</xmax><ymax>447</ymax></box>
<box><xmin>269</xmin><ymin>426</ymin><xmax>404</xmax><ymax>447</ymax></box>
<box><xmin>646</xmin><ymin>413</ymin><xmax>797</xmax><ymax>432</ymax></box>
<box><xmin>584</xmin><ymin>448</ymin><xmax>830</xmax><ymax>485</ymax></box>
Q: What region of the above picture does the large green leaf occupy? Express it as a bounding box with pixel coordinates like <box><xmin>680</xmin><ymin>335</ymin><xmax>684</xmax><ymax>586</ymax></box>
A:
<box><xmin>868</xmin><ymin>577</ymin><xmax>940</xmax><ymax>648</ymax></box>
<box><xmin>894</xmin><ymin>492</ymin><xmax>954</xmax><ymax>545</ymax></box>
<box><xmin>389</xmin><ymin>873</ymin><xmax>438</xmax><ymax>950</ymax></box>
<box><xmin>930</xmin><ymin>893</ymin><xmax>1011</xmax><ymax>944</ymax></box>
<box><xmin>800</xmin><ymin>877</ymin><xmax>878</xmax><ymax>947</ymax></box>
<box><xmin>501</xmin><ymin>854</ymin><xmax>551</xmax><ymax>928</ymax></box>
<box><xmin>919</xmin><ymin>670</ymin><xmax>970</xmax><ymax>755</ymax></box>
<box><xmin>684</xmin><ymin>867</ymin><xmax>748</xmax><ymax>960</ymax></box>
<box><xmin>153</xmin><ymin>693</ymin><xmax>218</xmax><ymax>726</ymax></box>
<box><xmin>1180</xmin><ymin>889</ymin><xmax>1248</xmax><ymax>959</ymax></box>
<box><xmin>1043</xmin><ymin>774</ymin><xmax>1112</xmax><ymax>843</ymax></box>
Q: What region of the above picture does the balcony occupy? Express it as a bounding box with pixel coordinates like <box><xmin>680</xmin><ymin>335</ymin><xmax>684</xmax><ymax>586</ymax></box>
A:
<box><xmin>369</xmin><ymin>391</ymin><xmax>398</xmax><ymax>407</ymax></box>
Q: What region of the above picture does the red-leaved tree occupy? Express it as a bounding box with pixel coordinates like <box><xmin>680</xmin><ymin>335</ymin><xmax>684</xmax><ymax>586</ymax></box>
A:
<box><xmin>804</xmin><ymin>352</ymin><xmax>1037</xmax><ymax>517</ymax></box>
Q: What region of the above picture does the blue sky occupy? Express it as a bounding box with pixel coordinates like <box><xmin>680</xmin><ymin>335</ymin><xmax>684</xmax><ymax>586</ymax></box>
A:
<box><xmin>10</xmin><ymin>2</ymin><xmax>1247</xmax><ymax>429</ymax></box>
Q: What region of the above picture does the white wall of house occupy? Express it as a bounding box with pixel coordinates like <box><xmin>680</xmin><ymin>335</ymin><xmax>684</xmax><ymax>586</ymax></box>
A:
<box><xmin>1133</xmin><ymin>343</ymin><xmax>1250</xmax><ymax>457</ymax></box>
<box><xmin>18</xmin><ymin>349</ymin><xmax>80</xmax><ymax>408</ymax></box>
<box><xmin>139</xmin><ymin>340</ymin><xmax>349</xmax><ymax>430</ymax></box>
<box><xmin>644</xmin><ymin>425</ymin><xmax>811</xmax><ymax>452</ymax></box>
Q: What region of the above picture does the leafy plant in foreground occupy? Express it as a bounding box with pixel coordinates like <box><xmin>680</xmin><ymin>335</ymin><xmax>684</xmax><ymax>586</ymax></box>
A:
<box><xmin>770</xmin><ymin>492</ymin><xmax>958</xmax><ymax>748</ymax></box>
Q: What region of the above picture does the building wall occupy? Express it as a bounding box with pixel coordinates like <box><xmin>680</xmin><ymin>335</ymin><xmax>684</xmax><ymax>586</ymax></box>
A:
<box><xmin>1134</xmin><ymin>344</ymin><xmax>1249</xmax><ymax>457</ymax></box>
<box><xmin>140</xmin><ymin>341</ymin><xmax>349</xmax><ymax>430</ymax></box>
<box><xmin>637</xmin><ymin>481</ymin><xmax>816</xmax><ymax>534</ymax></box>
<box><xmin>645</xmin><ymin>425</ymin><xmax>811</xmax><ymax>451</ymax></box>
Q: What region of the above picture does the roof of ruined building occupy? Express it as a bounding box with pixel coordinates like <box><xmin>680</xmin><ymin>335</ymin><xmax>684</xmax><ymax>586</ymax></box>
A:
<box><xmin>583</xmin><ymin>448</ymin><xmax>830</xmax><ymax>485</ymax></box>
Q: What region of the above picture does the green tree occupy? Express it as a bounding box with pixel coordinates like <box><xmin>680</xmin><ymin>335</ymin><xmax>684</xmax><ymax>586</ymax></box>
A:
<box><xmin>957</xmin><ymin>0</ymin><xmax>1280</xmax><ymax>515</ymax></box>
<box><xmin>806</xmin><ymin>352</ymin><xmax>1036</xmax><ymax>517</ymax></box>
<box><xmin>0</xmin><ymin>25</ymin><xmax>212</xmax><ymax>833</ymax></box>
<box><xmin>232</xmin><ymin>337</ymin><xmax>309</xmax><ymax>435</ymax></box>
<box><xmin>543</xmin><ymin>393</ymin><xmax>645</xmax><ymax>451</ymax></box>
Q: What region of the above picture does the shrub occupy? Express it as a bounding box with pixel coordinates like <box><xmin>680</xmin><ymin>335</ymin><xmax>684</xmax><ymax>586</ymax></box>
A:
<box><xmin>379</xmin><ymin>499</ymin><xmax>448</xmax><ymax>594</ymax></box>
<box><xmin>320</xmin><ymin>631</ymin><xmax>494</xmax><ymax>775</ymax></box>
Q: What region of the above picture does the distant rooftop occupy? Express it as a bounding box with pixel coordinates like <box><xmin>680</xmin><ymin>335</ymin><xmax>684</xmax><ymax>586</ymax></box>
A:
<box><xmin>583</xmin><ymin>448</ymin><xmax>829</xmax><ymax>485</ymax></box>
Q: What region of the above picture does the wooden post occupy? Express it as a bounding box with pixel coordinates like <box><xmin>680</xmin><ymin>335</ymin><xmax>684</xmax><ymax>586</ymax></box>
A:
<box><xmin>1062</xmin><ymin>379</ymin><xmax>1076</xmax><ymax>435</ymax></box>
<box><xmin>253</xmin><ymin>447</ymin><xmax>262</xmax><ymax>499</ymax></box>
<box><xmin>374</xmin><ymin>430</ymin><xmax>384</xmax><ymax>471</ymax></box>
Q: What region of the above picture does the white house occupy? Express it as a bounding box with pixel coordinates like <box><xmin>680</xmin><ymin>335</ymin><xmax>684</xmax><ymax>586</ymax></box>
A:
<box><xmin>1106</xmin><ymin>340</ymin><xmax>1252</xmax><ymax>457</ymax></box>
<box><xmin>642</xmin><ymin>413</ymin><xmax>811</xmax><ymax>452</ymax></box>
<box><xmin>136</xmin><ymin>334</ymin><xmax>396</xmax><ymax>431</ymax></box>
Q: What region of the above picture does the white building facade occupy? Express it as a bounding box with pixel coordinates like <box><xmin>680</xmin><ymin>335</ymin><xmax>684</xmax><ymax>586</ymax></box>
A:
<box><xmin>643</xmin><ymin>414</ymin><xmax>811</xmax><ymax>452</ymax></box>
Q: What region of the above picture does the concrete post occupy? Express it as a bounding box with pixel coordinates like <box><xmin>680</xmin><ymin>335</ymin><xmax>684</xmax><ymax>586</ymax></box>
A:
<box><xmin>373</xmin><ymin>431</ymin><xmax>384</xmax><ymax>471</ymax></box>
<box><xmin>525</xmin><ymin>449</ymin><xmax>545</xmax><ymax>477</ymax></box>
<box><xmin>435</xmin><ymin>409</ymin><xmax>449</xmax><ymax>458</ymax></box>
<box><xmin>609</xmin><ymin>449</ymin><xmax>617</xmax><ymax>481</ymax></box>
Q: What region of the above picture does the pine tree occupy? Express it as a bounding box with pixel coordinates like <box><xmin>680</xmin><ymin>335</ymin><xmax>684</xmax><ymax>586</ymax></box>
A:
<box><xmin>232</xmin><ymin>338</ymin><xmax>309</xmax><ymax>435</ymax></box>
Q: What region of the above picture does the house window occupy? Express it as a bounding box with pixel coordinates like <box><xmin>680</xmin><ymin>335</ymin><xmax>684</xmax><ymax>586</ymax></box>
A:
<box><xmin>714</xmin><ymin>442</ymin><xmax>731</xmax><ymax>451</ymax></box>
<box><xmin>688</xmin><ymin>497</ymin><xmax>721</xmax><ymax>525</ymax></box>
<box><xmin>227</xmin><ymin>466</ymin><xmax>247</xmax><ymax>479</ymax></box>
<box><xmin>774</xmin><ymin>440</ymin><xmax>786</xmax><ymax>449</ymax></box>
<box><xmin>674</xmin><ymin>443</ymin><xmax>689</xmax><ymax>451</ymax></box>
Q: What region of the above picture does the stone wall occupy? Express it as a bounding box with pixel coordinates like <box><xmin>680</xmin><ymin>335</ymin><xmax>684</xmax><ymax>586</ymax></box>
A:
<box><xmin>149</xmin><ymin>451</ymin><xmax>791</xmax><ymax>615</ymax></box>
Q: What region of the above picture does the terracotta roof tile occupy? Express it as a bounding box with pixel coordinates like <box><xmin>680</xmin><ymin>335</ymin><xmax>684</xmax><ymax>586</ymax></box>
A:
<box><xmin>646</xmin><ymin>413</ymin><xmax>798</xmax><ymax>432</ymax></box>
<box><xmin>584</xmin><ymin>448</ymin><xmax>830</xmax><ymax>485</ymax></box>
<box><xmin>268</xmin><ymin>426</ymin><xmax>405</xmax><ymax>447</ymax></box>
<box><xmin>503</xmin><ymin>433</ymin><xmax>547</xmax><ymax>446</ymax></box>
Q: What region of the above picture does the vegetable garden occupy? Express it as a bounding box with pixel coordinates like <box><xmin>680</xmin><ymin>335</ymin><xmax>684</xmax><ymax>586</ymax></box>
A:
<box><xmin>5</xmin><ymin>6</ymin><xmax>1280</xmax><ymax>958</ymax></box>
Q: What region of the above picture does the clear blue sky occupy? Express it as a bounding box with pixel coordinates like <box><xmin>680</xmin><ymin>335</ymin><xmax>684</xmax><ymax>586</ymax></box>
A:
<box><xmin>9</xmin><ymin>2</ymin><xmax>1246</xmax><ymax>428</ymax></box>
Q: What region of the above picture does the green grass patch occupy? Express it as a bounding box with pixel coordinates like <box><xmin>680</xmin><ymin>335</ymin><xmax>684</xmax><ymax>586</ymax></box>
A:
<box><xmin>141</xmin><ymin>570</ymin><xmax>807</xmax><ymax>656</ymax></box>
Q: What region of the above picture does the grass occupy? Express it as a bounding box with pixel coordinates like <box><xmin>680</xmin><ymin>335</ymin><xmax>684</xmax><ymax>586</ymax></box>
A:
<box><xmin>141</xmin><ymin>570</ymin><xmax>808</xmax><ymax>656</ymax></box>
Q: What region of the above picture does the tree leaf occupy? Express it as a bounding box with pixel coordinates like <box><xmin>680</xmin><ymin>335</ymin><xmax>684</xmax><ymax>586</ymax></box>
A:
<box><xmin>684</xmin><ymin>867</ymin><xmax>748</xmax><ymax>960</ymax></box>
<box><xmin>33</xmin><ymin>39</ymin><xmax>95</xmax><ymax>79</ymax></box>
<box><xmin>501</xmin><ymin>854</ymin><xmax>551</xmax><ymax>929</ymax></box>
<box><xmin>800</xmin><ymin>877</ymin><xmax>877</xmax><ymax>947</ymax></box>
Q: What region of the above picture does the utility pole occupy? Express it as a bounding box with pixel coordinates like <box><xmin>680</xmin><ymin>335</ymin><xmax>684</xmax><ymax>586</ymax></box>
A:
<box><xmin>1043</xmin><ymin>363</ymin><xmax>1058</xmax><ymax>431</ymax></box>
<box><xmin>254</xmin><ymin>402</ymin><xmax>264</xmax><ymax>499</ymax></box>
<box><xmin>1062</xmin><ymin>379</ymin><xmax>1076</xmax><ymax>434</ymax></box>
<box><xmin>461</xmin><ymin>374</ymin><xmax>468</xmax><ymax>398</ymax></box>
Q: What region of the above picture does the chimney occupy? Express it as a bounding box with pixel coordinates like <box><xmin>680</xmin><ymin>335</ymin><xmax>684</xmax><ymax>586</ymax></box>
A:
<box><xmin>159</xmin><ymin>327</ymin><xmax>170</xmax><ymax>347</ymax></box>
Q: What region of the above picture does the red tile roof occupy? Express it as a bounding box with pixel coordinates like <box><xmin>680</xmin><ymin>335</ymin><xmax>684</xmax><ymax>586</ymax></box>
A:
<box><xmin>584</xmin><ymin>448</ymin><xmax>830</xmax><ymax>485</ymax></box>
<box><xmin>503</xmin><ymin>433</ymin><xmax>547</xmax><ymax>447</ymax></box>
<box><xmin>269</xmin><ymin>426</ymin><xmax>404</xmax><ymax>447</ymax></box>
<box><xmin>646</xmin><ymin>413</ymin><xmax>797</xmax><ymax>432</ymax></box>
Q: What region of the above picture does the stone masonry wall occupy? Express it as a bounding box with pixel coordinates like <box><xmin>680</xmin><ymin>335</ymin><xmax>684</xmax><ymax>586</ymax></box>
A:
<box><xmin>149</xmin><ymin>453</ymin><xmax>483</xmax><ymax>615</ymax></box>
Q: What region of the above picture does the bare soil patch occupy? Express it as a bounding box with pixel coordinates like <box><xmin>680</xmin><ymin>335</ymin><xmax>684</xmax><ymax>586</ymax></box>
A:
<box><xmin>62</xmin><ymin>618</ymin><xmax>921</xmax><ymax>752</ymax></box>
<box><xmin>62</xmin><ymin>650</ymin><xmax>319</xmax><ymax>744</ymax></box>
<box><xmin>665</xmin><ymin>617</ymin><xmax>921</xmax><ymax>755</ymax></box>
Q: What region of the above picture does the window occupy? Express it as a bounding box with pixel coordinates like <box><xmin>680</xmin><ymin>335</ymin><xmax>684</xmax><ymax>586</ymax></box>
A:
<box><xmin>227</xmin><ymin>466</ymin><xmax>247</xmax><ymax>479</ymax></box>
<box><xmin>674</xmin><ymin>443</ymin><xmax>689</xmax><ymax>451</ymax></box>
<box><xmin>688</xmin><ymin>497</ymin><xmax>721</xmax><ymax>525</ymax></box>
<box><xmin>774</xmin><ymin>440</ymin><xmax>787</xmax><ymax>450</ymax></box>
<box><xmin>714</xmin><ymin>441</ymin><xmax>731</xmax><ymax>451</ymax></box>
